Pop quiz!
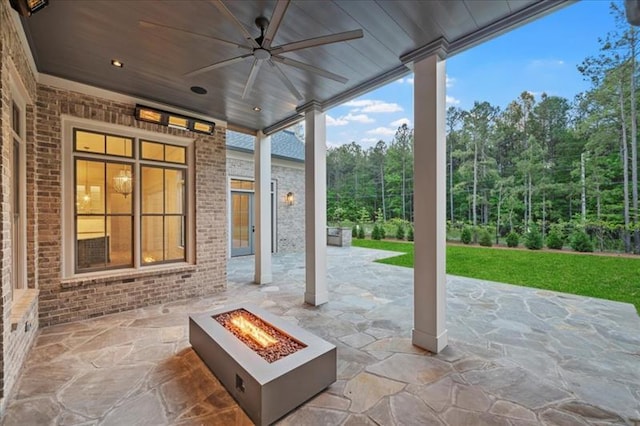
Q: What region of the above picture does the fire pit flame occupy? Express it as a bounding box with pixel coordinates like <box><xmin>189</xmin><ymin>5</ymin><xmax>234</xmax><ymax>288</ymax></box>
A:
<box><xmin>230</xmin><ymin>313</ymin><xmax>277</xmax><ymax>348</ymax></box>
<box><xmin>214</xmin><ymin>308</ymin><xmax>306</xmax><ymax>362</ymax></box>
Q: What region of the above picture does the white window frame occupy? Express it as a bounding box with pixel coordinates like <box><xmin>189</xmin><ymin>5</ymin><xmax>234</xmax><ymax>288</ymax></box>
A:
<box><xmin>61</xmin><ymin>116</ymin><xmax>195</xmax><ymax>278</ymax></box>
<box><xmin>8</xmin><ymin>64</ymin><xmax>29</xmax><ymax>297</ymax></box>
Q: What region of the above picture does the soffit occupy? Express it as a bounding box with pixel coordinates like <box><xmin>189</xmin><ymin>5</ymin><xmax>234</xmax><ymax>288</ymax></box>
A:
<box><xmin>19</xmin><ymin>0</ymin><xmax>567</xmax><ymax>132</ymax></box>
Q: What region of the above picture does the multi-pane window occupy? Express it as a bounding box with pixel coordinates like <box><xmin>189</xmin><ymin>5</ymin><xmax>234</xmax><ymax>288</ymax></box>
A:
<box><xmin>140</xmin><ymin>165</ymin><xmax>186</xmax><ymax>264</ymax></box>
<box><xmin>73</xmin><ymin>129</ymin><xmax>188</xmax><ymax>273</ymax></box>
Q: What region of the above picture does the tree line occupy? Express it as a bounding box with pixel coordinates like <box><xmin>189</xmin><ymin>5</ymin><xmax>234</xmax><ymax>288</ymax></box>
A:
<box><xmin>327</xmin><ymin>2</ymin><xmax>640</xmax><ymax>253</ymax></box>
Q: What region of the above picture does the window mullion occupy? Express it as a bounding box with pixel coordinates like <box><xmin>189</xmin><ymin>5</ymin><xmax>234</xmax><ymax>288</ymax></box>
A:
<box><xmin>134</xmin><ymin>151</ymin><xmax>141</xmax><ymax>268</ymax></box>
<box><xmin>103</xmin><ymin>162</ymin><xmax>108</xmax><ymax>268</ymax></box>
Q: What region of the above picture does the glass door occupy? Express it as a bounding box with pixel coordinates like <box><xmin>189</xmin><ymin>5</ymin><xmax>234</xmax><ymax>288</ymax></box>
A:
<box><xmin>231</xmin><ymin>191</ymin><xmax>254</xmax><ymax>256</ymax></box>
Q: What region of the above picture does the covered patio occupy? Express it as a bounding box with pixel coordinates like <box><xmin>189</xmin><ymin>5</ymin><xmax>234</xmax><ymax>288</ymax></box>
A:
<box><xmin>4</xmin><ymin>247</ymin><xmax>639</xmax><ymax>425</ymax></box>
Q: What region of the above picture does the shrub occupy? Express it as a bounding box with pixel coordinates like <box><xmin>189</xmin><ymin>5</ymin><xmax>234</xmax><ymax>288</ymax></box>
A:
<box><xmin>396</xmin><ymin>223</ymin><xmax>405</xmax><ymax>240</ymax></box>
<box><xmin>546</xmin><ymin>230</ymin><xmax>564</xmax><ymax>250</ymax></box>
<box><xmin>571</xmin><ymin>231</ymin><xmax>594</xmax><ymax>252</ymax></box>
<box><xmin>525</xmin><ymin>228</ymin><xmax>543</xmax><ymax>250</ymax></box>
<box><xmin>358</xmin><ymin>225</ymin><xmax>365</xmax><ymax>239</ymax></box>
<box><xmin>478</xmin><ymin>229</ymin><xmax>493</xmax><ymax>247</ymax></box>
<box><xmin>371</xmin><ymin>224</ymin><xmax>381</xmax><ymax>240</ymax></box>
<box><xmin>506</xmin><ymin>232</ymin><xmax>519</xmax><ymax>248</ymax></box>
<box><xmin>461</xmin><ymin>227</ymin><xmax>472</xmax><ymax>244</ymax></box>
<box><xmin>352</xmin><ymin>224</ymin><xmax>359</xmax><ymax>239</ymax></box>
<box><xmin>331</xmin><ymin>207</ymin><xmax>346</xmax><ymax>226</ymax></box>
<box><xmin>407</xmin><ymin>226</ymin><xmax>414</xmax><ymax>241</ymax></box>
<box><xmin>379</xmin><ymin>223</ymin><xmax>386</xmax><ymax>239</ymax></box>
<box><xmin>358</xmin><ymin>207</ymin><xmax>370</xmax><ymax>224</ymax></box>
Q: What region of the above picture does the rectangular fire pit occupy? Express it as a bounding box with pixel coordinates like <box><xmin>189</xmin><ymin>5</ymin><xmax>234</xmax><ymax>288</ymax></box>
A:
<box><xmin>189</xmin><ymin>303</ymin><xmax>336</xmax><ymax>425</ymax></box>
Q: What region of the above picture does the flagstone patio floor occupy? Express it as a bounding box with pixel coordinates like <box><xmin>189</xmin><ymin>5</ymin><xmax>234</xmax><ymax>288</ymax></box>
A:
<box><xmin>2</xmin><ymin>246</ymin><xmax>640</xmax><ymax>425</ymax></box>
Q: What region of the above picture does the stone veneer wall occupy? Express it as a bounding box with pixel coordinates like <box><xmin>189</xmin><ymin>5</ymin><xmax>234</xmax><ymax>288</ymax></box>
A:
<box><xmin>0</xmin><ymin>0</ymin><xmax>40</xmax><ymax>408</ymax></box>
<box><xmin>36</xmin><ymin>85</ymin><xmax>228</xmax><ymax>326</ymax></box>
<box><xmin>227</xmin><ymin>155</ymin><xmax>305</xmax><ymax>253</ymax></box>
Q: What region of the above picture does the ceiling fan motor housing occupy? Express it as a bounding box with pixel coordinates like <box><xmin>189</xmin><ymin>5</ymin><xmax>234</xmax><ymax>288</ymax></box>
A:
<box><xmin>254</xmin><ymin>48</ymin><xmax>271</xmax><ymax>60</ymax></box>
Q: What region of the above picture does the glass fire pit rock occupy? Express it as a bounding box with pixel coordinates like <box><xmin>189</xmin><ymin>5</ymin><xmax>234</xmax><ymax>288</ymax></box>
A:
<box><xmin>189</xmin><ymin>303</ymin><xmax>337</xmax><ymax>426</ymax></box>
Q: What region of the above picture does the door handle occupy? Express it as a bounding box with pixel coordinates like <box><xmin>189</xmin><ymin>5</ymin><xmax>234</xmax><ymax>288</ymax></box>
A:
<box><xmin>252</xmin><ymin>226</ymin><xmax>255</xmax><ymax>233</ymax></box>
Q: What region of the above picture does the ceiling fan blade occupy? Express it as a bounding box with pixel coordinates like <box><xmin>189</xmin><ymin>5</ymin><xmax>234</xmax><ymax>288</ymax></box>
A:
<box><xmin>139</xmin><ymin>20</ymin><xmax>251</xmax><ymax>51</ymax></box>
<box><xmin>184</xmin><ymin>54</ymin><xmax>252</xmax><ymax>77</ymax></box>
<box><xmin>270</xmin><ymin>29</ymin><xmax>363</xmax><ymax>55</ymax></box>
<box><xmin>268</xmin><ymin>59</ymin><xmax>303</xmax><ymax>101</ymax></box>
<box><xmin>272</xmin><ymin>55</ymin><xmax>348</xmax><ymax>84</ymax></box>
<box><xmin>262</xmin><ymin>0</ymin><xmax>290</xmax><ymax>49</ymax></box>
<box><xmin>242</xmin><ymin>59</ymin><xmax>263</xmax><ymax>99</ymax></box>
<box><xmin>211</xmin><ymin>0</ymin><xmax>261</xmax><ymax>49</ymax></box>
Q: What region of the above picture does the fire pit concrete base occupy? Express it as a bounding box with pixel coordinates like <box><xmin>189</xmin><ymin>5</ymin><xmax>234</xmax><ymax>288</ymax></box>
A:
<box><xmin>189</xmin><ymin>304</ymin><xmax>337</xmax><ymax>426</ymax></box>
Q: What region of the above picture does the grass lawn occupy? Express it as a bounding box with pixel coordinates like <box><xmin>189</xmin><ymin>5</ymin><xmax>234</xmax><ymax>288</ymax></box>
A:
<box><xmin>352</xmin><ymin>239</ymin><xmax>640</xmax><ymax>313</ymax></box>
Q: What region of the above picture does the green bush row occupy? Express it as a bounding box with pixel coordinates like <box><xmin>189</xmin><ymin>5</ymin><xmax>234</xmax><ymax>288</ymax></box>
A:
<box><xmin>458</xmin><ymin>225</ymin><xmax>594</xmax><ymax>253</ymax></box>
<box><xmin>351</xmin><ymin>222</ymin><xmax>414</xmax><ymax>241</ymax></box>
<box><xmin>353</xmin><ymin>221</ymin><xmax>594</xmax><ymax>252</ymax></box>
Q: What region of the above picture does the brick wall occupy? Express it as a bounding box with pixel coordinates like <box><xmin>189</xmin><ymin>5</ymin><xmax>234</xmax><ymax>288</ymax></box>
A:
<box><xmin>1</xmin><ymin>1</ymin><xmax>229</xmax><ymax>410</ymax></box>
<box><xmin>0</xmin><ymin>0</ymin><xmax>39</xmax><ymax>410</ymax></box>
<box><xmin>274</xmin><ymin>163</ymin><xmax>305</xmax><ymax>252</ymax></box>
<box><xmin>227</xmin><ymin>154</ymin><xmax>305</xmax><ymax>253</ymax></box>
<box><xmin>35</xmin><ymin>86</ymin><xmax>228</xmax><ymax>326</ymax></box>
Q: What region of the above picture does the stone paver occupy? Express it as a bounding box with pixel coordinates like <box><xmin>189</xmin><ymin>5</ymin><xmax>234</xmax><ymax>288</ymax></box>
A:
<box><xmin>2</xmin><ymin>246</ymin><xmax>640</xmax><ymax>425</ymax></box>
<box><xmin>343</xmin><ymin>372</ymin><xmax>405</xmax><ymax>413</ymax></box>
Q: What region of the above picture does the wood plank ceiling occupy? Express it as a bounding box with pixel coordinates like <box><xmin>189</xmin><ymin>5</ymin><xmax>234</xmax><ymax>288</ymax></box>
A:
<box><xmin>19</xmin><ymin>0</ymin><xmax>567</xmax><ymax>133</ymax></box>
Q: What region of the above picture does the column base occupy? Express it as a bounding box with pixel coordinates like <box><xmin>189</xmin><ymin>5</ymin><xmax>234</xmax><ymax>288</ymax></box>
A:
<box><xmin>412</xmin><ymin>328</ymin><xmax>448</xmax><ymax>353</ymax></box>
<box><xmin>304</xmin><ymin>291</ymin><xmax>328</xmax><ymax>306</ymax></box>
<box><xmin>254</xmin><ymin>273</ymin><xmax>272</xmax><ymax>285</ymax></box>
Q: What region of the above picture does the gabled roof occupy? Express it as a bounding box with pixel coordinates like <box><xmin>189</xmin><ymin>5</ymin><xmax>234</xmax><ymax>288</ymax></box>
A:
<box><xmin>226</xmin><ymin>130</ymin><xmax>304</xmax><ymax>162</ymax></box>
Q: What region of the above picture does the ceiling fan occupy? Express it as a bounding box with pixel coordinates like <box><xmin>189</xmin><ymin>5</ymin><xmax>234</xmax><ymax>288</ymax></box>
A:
<box><xmin>140</xmin><ymin>0</ymin><xmax>363</xmax><ymax>101</ymax></box>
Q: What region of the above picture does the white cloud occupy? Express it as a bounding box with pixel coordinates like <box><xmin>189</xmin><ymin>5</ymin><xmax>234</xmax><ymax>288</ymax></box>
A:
<box><xmin>342</xmin><ymin>99</ymin><xmax>404</xmax><ymax>114</ymax></box>
<box><xmin>446</xmin><ymin>74</ymin><xmax>455</xmax><ymax>88</ymax></box>
<box><xmin>361</xmin><ymin>102</ymin><xmax>403</xmax><ymax>113</ymax></box>
<box><xmin>326</xmin><ymin>114</ymin><xmax>348</xmax><ymax>126</ymax></box>
<box><xmin>343</xmin><ymin>99</ymin><xmax>374</xmax><ymax>108</ymax></box>
<box><xmin>446</xmin><ymin>95</ymin><xmax>460</xmax><ymax>105</ymax></box>
<box><xmin>391</xmin><ymin>117</ymin><xmax>411</xmax><ymax>127</ymax></box>
<box><xmin>327</xmin><ymin>112</ymin><xmax>374</xmax><ymax>126</ymax></box>
<box><xmin>366</xmin><ymin>127</ymin><xmax>396</xmax><ymax>136</ymax></box>
<box><xmin>360</xmin><ymin>137</ymin><xmax>378</xmax><ymax>144</ymax></box>
<box><xmin>395</xmin><ymin>76</ymin><xmax>414</xmax><ymax>85</ymax></box>
<box><xmin>344</xmin><ymin>113</ymin><xmax>374</xmax><ymax>123</ymax></box>
<box><xmin>390</xmin><ymin>118</ymin><xmax>411</xmax><ymax>127</ymax></box>
<box><xmin>529</xmin><ymin>59</ymin><xmax>565</xmax><ymax>68</ymax></box>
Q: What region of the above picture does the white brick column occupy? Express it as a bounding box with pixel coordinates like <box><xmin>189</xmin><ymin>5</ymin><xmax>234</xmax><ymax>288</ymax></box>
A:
<box><xmin>302</xmin><ymin>103</ymin><xmax>328</xmax><ymax>305</ymax></box>
<box><xmin>254</xmin><ymin>131</ymin><xmax>272</xmax><ymax>284</ymax></box>
<box><xmin>412</xmin><ymin>53</ymin><xmax>448</xmax><ymax>353</ymax></box>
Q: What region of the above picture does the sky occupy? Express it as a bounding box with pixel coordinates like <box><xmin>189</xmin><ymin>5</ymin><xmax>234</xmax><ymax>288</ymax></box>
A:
<box><xmin>325</xmin><ymin>0</ymin><xmax>618</xmax><ymax>149</ymax></box>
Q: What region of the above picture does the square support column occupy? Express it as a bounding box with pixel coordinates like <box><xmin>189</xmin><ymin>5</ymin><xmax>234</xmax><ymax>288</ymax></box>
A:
<box><xmin>412</xmin><ymin>53</ymin><xmax>448</xmax><ymax>353</ymax></box>
<box><xmin>254</xmin><ymin>131</ymin><xmax>272</xmax><ymax>284</ymax></box>
<box><xmin>303</xmin><ymin>105</ymin><xmax>328</xmax><ymax>305</ymax></box>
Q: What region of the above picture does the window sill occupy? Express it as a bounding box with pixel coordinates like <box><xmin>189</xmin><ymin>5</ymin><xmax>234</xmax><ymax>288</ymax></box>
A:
<box><xmin>11</xmin><ymin>289</ymin><xmax>39</xmax><ymax>332</ymax></box>
<box><xmin>60</xmin><ymin>263</ymin><xmax>197</xmax><ymax>289</ymax></box>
